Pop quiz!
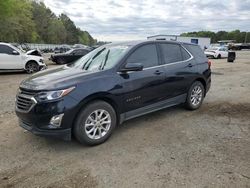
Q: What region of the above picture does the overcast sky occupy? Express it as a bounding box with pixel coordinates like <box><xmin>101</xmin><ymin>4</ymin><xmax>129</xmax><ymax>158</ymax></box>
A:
<box><xmin>43</xmin><ymin>0</ymin><xmax>250</xmax><ymax>41</ymax></box>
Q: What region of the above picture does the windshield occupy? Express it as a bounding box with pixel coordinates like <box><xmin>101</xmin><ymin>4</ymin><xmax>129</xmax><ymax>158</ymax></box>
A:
<box><xmin>69</xmin><ymin>45</ymin><xmax>129</xmax><ymax>71</ymax></box>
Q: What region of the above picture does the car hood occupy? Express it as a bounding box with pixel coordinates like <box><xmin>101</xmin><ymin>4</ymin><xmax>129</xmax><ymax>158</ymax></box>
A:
<box><xmin>26</xmin><ymin>49</ymin><xmax>36</xmax><ymax>55</ymax></box>
<box><xmin>20</xmin><ymin>66</ymin><xmax>95</xmax><ymax>91</ymax></box>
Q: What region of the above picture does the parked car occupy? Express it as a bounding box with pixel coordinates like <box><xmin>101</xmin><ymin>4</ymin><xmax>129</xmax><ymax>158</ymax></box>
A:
<box><xmin>50</xmin><ymin>48</ymin><xmax>91</xmax><ymax>64</ymax></box>
<box><xmin>15</xmin><ymin>40</ymin><xmax>211</xmax><ymax>145</ymax></box>
<box><xmin>205</xmin><ymin>47</ymin><xmax>228</xmax><ymax>59</ymax></box>
<box><xmin>0</xmin><ymin>42</ymin><xmax>46</xmax><ymax>73</ymax></box>
<box><xmin>228</xmin><ymin>43</ymin><xmax>250</xmax><ymax>50</ymax></box>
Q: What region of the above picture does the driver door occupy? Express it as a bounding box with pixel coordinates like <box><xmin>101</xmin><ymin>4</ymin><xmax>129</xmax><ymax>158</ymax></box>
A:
<box><xmin>119</xmin><ymin>44</ymin><xmax>166</xmax><ymax>113</ymax></box>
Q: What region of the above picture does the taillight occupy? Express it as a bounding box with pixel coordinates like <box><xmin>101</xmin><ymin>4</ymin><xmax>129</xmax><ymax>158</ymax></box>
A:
<box><xmin>208</xmin><ymin>60</ymin><xmax>211</xmax><ymax>69</ymax></box>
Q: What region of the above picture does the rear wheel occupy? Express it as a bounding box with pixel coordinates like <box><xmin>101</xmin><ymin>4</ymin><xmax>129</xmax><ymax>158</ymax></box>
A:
<box><xmin>73</xmin><ymin>100</ymin><xmax>117</xmax><ymax>146</ymax></box>
<box><xmin>26</xmin><ymin>61</ymin><xmax>39</xmax><ymax>74</ymax></box>
<box><xmin>185</xmin><ymin>81</ymin><xmax>205</xmax><ymax>110</ymax></box>
<box><xmin>217</xmin><ymin>54</ymin><xmax>221</xmax><ymax>59</ymax></box>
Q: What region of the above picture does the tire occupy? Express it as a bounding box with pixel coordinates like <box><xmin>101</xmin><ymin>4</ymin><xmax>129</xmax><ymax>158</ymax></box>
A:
<box><xmin>217</xmin><ymin>54</ymin><xmax>221</xmax><ymax>59</ymax></box>
<box><xmin>73</xmin><ymin>100</ymin><xmax>117</xmax><ymax>146</ymax></box>
<box><xmin>25</xmin><ymin>61</ymin><xmax>39</xmax><ymax>74</ymax></box>
<box><xmin>185</xmin><ymin>81</ymin><xmax>205</xmax><ymax>110</ymax></box>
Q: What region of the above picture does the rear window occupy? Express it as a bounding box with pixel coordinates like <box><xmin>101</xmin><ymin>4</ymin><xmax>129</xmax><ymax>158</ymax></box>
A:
<box><xmin>183</xmin><ymin>44</ymin><xmax>207</xmax><ymax>62</ymax></box>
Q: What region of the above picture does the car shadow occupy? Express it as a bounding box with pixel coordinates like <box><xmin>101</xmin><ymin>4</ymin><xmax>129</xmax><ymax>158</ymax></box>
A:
<box><xmin>25</xmin><ymin>104</ymin><xmax>186</xmax><ymax>150</ymax></box>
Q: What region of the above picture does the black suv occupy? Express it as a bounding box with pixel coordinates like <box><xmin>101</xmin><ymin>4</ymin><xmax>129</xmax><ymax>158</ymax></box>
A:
<box><xmin>15</xmin><ymin>40</ymin><xmax>211</xmax><ymax>145</ymax></box>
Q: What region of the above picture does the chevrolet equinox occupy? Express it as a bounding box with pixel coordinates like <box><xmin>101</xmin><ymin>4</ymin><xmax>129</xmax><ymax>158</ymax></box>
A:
<box><xmin>15</xmin><ymin>40</ymin><xmax>211</xmax><ymax>145</ymax></box>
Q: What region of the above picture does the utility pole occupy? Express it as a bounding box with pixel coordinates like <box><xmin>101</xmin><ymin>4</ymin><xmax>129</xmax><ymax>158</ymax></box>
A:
<box><xmin>244</xmin><ymin>31</ymin><xmax>248</xmax><ymax>43</ymax></box>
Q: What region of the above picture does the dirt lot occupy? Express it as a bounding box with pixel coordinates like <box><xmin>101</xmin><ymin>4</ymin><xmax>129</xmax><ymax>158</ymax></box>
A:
<box><xmin>0</xmin><ymin>51</ymin><xmax>250</xmax><ymax>188</ymax></box>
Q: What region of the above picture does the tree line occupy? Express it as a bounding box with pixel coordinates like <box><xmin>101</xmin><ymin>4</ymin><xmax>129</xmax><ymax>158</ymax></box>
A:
<box><xmin>0</xmin><ymin>0</ymin><xmax>96</xmax><ymax>45</ymax></box>
<box><xmin>181</xmin><ymin>30</ymin><xmax>249</xmax><ymax>43</ymax></box>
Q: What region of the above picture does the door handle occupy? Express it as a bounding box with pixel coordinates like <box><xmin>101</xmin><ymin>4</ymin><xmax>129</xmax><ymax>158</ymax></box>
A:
<box><xmin>154</xmin><ymin>70</ymin><xmax>164</xmax><ymax>75</ymax></box>
<box><xmin>188</xmin><ymin>63</ymin><xmax>193</xmax><ymax>67</ymax></box>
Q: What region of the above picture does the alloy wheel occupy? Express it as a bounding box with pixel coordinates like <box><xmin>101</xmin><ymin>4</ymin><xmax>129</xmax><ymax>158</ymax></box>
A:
<box><xmin>26</xmin><ymin>63</ymin><xmax>38</xmax><ymax>73</ymax></box>
<box><xmin>190</xmin><ymin>85</ymin><xmax>203</xmax><ymax>106</ymax></box>
<box><xmin>84</xmin><ymin>109</ymin><xmax>111</xmax><ymax>140</ymax></box>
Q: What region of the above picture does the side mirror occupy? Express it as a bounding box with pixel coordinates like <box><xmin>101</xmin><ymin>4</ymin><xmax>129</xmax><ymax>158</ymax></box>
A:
<box><xmin>120</xmin><ymin>63</ymin><xmax>143</xmax><ymax>72</ymax></box>
<box><xmin>12</xmin><ymin>50</ymin><xmax>19</xmax><ymax>55</ymax></box>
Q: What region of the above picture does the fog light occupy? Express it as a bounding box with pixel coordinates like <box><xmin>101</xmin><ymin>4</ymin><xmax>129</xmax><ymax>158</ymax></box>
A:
<box><xmin>50</xmin><ymin>114</ymin><xmax>64</xmax><ymax>127</ymax></box>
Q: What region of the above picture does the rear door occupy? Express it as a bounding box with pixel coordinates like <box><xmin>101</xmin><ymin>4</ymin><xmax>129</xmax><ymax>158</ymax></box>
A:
<box><xmin>159</xmin><ymin>43</ymin><xmax>197</xmax><ymax>99</ymax></box>
<box><xmin>0</xmin><ymin>44</ymin><xmax>23</xmax><ymax>69</ymax></box>
<box><xmin>119</xmin><ymin>44</ymin><xmax>166</xmax><ymax>112</ymax></box>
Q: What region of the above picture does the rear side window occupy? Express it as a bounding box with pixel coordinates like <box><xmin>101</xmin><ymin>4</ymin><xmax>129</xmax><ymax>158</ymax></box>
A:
<box><xmin>159</xmin><ymin>43</ymin><xmax>182</xmax><ymax>64</ymax></box>
<box><xmin>181</xmin><ymin>47</ymin><xmax>191</xmax><ymax>60</ymax></box>
<box><xmin>127</xmin><ymin>44</ymin><xmax>158</xmax><ymax>68</ymax></box>
<box><xmin>0</xmin><ymin>45</ymin><xmax>13</xmax><ymax>54</ymax></box>
<box><xmin>183</xmin><ymin>44</ymin><xmax>207</xmax><ymax>62</ymax></box>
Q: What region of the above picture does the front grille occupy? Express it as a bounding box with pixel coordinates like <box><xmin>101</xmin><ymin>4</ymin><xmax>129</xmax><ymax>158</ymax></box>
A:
<box><xmin>16</xmin><ymin>88</ymin><xmax>38</xmax><ymax>112</ymax></box>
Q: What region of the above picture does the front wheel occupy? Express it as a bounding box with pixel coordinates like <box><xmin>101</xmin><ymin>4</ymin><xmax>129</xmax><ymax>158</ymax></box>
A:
<box><xmin>26</xmin><ymin>62</ymin><xmax>39</xmax><ymax>74</ymax></box>
<box><xmin>73</xmin><ymin>100</ymin><xmax>117</xmax><ymax>146</ymax></box>
<box><xmin>185</xmin><ymin>81</ymin><xmax>205</xmax><ymax>110</ymax></box>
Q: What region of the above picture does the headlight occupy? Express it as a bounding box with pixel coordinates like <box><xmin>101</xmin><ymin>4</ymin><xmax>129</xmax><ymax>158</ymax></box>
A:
<box><xmin>36</xmin><ymin>86</ymin><xmax>75</xmax><ymax>101</ymax></box>
<box><xmin>39</xmin><ymin>59</ymin><xmax>44</xmax><ymax>63</ymax></box>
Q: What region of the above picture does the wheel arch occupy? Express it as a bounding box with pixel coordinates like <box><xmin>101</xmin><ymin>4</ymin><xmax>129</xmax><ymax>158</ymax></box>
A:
<box><xmin>72</xmin><ymin>92</ymin><xmax>120</xmax><ymax>131</ymax></box>
<box><xmin>25</xmin><ymin>60</ymin><xmax>39</xmax><ymax>69</ymax></box>
<box><xmin>194</xmin><ymin>78</ymin><xmax>207</xmax><ymax>96</ymax></box>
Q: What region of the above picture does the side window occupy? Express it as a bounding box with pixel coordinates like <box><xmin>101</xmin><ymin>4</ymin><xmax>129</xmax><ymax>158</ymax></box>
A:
<box><xmin>127</xmin><ymin>44</ymin><xmax>158</xmax><ymax>68</ymax></box>
<box><xmin>181</xmin><ymin>47</ymin><xmax>191</xmax><ymax>60</ymax></box>
<box><xmin>0</xmin><ymin>45</ymin><xmax>13</xmax><ymax>54</ymax></box>
<box><xmin>159</xmin><ymin>43</ymin><xmax>182</xmax><ymax>64</ymax></box>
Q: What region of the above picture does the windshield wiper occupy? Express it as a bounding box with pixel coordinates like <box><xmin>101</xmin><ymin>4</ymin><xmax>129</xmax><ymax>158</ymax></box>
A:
<box><xmin>83</xmin><ymin>48</ymin><xmax>106</xmax><ymax>70</ymax></box>
<box><xmin>99</xmin><ymin>49</ymin><xmax>110</xmax><ymax>70</ymax></box>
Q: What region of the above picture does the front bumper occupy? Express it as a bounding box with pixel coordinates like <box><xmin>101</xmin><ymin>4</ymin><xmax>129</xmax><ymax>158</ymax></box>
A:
<box><xmin>19</xmin><ymin>119</ymin><xmax>71</xmax><ymax>140</ymax></box>
<box><xmin>16</xmin><ymin>94</ymin><xmax>79</xmax><ymax>141</ymax></box>
<box><xmin>39</xmin><ymin>64</ymin><xmax>47</xmax><ymax>70</ymax></box>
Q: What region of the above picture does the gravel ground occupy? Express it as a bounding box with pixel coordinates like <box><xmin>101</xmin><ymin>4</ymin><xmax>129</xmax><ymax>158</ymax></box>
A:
<box><xmin>0</xmin><ymin>51</ymin><xmax>249</xmax><ymax>188</ymax></box>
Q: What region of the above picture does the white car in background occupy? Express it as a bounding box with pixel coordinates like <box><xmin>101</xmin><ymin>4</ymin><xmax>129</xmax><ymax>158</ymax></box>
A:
<box><xmin>0</xmin><ymin>43</ymin><xmax>46</xmax><ymax>73</ymax></box>
<box><xmin>205</xmin><ymin>47</ymin><xmax>228</xmax><ymax>59</ymax></box>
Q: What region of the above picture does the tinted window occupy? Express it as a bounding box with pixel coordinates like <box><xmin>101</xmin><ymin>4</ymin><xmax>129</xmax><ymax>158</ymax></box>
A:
<box><xmin>160</xmin><ymin>43</ymin><xmax>182</xmax><ymax>64</ymax></box>
<box><xmin>181</xmin><ymin>47</ymin><xmax>191</xmax><ymax>60</ymax></box>
<box><xmin>0</xmin><ymin>45</ymin><xmax>13</xmax><ymax>54</ymax></box>
<box><xmin>183</xmin><ymin>44</ymin><xmax>207</xmax><ymax>62</ymax></box>
<box><xmin>127</xmin><ymin>44</ymin><xmax>158</xmax><ymax>68</ymax></box>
